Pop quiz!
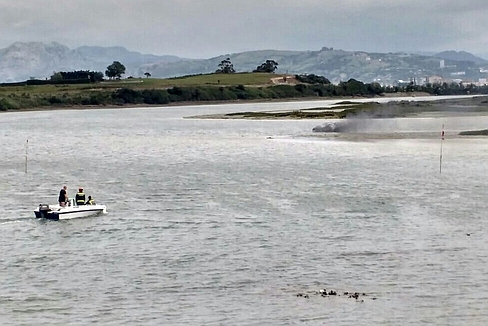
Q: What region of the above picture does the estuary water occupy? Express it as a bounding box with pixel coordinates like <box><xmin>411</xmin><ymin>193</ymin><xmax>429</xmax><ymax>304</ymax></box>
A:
<box><xmin>1</xmin><ymin>97</ymin><xmax>488</xmax><ymax>325</ymax></box>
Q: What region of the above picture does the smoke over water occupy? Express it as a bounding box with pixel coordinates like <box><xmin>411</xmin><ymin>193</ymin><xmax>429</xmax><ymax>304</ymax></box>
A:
<box><xmin>310</xmin><ymin>95</ymin><xmax>488</xmax><ymax>138</ymax></box>
<box><xmin>311</xmin><ymin>104</ymin><xmax>411</xmax><ymax>133</ymax></box>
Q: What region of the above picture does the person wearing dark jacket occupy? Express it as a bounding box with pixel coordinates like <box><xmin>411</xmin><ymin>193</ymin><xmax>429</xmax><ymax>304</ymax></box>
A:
<box><xmin>75</xmin><ymin>188</ymin><xmax>86</xmax><ymax>206</ymax></box>
<box><xmin>58</xmin><ymin>186</ymin><xmax>68</xmax><ymax>207</ymax></box>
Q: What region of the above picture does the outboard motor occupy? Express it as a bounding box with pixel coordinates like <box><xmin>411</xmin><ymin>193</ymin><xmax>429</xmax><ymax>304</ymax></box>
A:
<box><xmin>36</xmin><ymin>204</ymin><xmax>51</xmax><ymax>219</ymax></box>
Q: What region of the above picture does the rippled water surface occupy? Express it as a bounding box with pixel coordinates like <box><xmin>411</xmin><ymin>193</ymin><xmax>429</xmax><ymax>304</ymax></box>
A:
<box><xmin>1</xmin><ymin>98</ymin><xmax>488</xmax><ymax>325</ymax></box>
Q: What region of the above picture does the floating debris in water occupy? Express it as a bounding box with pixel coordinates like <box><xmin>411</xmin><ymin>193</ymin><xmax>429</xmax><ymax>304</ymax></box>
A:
<box><xmin>296</xmin><ymin>288</ymin><xmax>376</xmax><ymax>302</ymax></box>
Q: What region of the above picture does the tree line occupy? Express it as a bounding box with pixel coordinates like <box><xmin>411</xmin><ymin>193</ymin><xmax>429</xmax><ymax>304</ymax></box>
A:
<box><xmin>215</xmin><ymin>58</ymin><xmax>278</xmax><ymax>74</ymax></box>
<box><xmin>57</xmin><ymin>61</ymin><xmax>126</xmax><ymax>80</ymax></box>
<box><xmin>51</xmin><ymin>70</ymin><xmax>104</xmax><ymax>82</ymax></box>
<box><xmin>51</xmin><ymin>61</ymin><xmax>127</xmax><ymax>82</ymax></box>
<box><xmin>1</xmin><ymin>77</ymin><xmax>488</xmax><ymax>111</ymax></box>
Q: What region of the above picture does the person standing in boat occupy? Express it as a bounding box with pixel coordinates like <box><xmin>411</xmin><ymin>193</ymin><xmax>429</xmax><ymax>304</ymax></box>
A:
<box><xmin>58</xmin><ymin>186</ymin><xmax>68</xmax><ymax>207</ymax></box>
<box><xmin>75</xmin><ymin>187</ymin><xmax>86</xmax><ymax>206</ymax></box>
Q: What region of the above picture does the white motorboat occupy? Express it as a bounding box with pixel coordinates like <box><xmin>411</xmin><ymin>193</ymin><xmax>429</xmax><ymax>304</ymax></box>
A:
<box><xmin>34</xmin><ymin>199</ymin><xmax>107</xmax><ymax>220</ymax></box>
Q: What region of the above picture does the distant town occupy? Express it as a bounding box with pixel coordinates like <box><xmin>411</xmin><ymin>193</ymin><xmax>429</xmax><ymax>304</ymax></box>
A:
<box><xmin>393</xmin><ymin>58</ymin><xmax>488</xmax><ymax>88</ymax></box>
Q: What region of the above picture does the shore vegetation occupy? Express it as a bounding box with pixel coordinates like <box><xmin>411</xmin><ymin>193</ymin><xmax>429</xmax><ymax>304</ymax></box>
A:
<box><xmin>1</xmin><ymin>71</ymin><xmax>488</xmax><ymax>112</ymax></box>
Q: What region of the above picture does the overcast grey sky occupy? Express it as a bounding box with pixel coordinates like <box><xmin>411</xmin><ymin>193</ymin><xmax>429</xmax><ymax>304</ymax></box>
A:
<box><xmin>1</xmin><ymin>0</ymin><xmax>487</xmax><ymax>58</ymax></box>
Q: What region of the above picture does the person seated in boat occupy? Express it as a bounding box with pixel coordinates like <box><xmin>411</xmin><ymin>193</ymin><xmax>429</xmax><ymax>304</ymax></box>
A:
<box><xmin>85</xmin><ymin>196</ymin><xmax>96</xmax><ymax>205</ymax></box>
<box><xmin>58</xmin><ymin>186</ymin><xmax>68</xmax><ymax>207</ymax></box>
<box><xmin>75</xmin><ymin>188</ymin><xmax>86</xmax><ymax>206</ymax></box>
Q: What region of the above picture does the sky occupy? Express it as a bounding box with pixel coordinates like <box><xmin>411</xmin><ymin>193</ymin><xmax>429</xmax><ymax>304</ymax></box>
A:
<box><xmin>1</xmin><ymin>0</ymin><xmax>487</xmax><ymax>59</ymax></box>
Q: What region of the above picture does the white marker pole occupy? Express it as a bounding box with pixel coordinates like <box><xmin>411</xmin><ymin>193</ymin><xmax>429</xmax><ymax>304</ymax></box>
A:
<box><xmin>439</xmin><ymin>125</ymin><xmax>444</xmax><ymax>174</ymax></box>
<box><xmin>25</xmin><ymin>139</ymin><xmax>28</xmax><ymax>173</ymax></box>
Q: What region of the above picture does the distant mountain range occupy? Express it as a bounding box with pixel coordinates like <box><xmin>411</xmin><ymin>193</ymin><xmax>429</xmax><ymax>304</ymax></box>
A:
<box><xmin>0</xmin><ymin>42</ymin><xmax>487</xmax><ymax>84</ymax></box>
<box><xmin>0</xmin><ymin>42</ymin><xmax>180</xmax><ymax>82</ymax></box>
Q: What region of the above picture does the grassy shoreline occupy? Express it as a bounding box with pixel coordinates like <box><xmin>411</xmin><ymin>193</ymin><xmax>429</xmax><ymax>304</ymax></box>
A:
<box><xmin>0</xmin><ymin>72</ymin><xmax>436</xmax><ymax>113</ymax></box>
<box><xmin>0</xmin><ymin>91</ymin><xmax>431</xmax><ymax>114</ymax></box>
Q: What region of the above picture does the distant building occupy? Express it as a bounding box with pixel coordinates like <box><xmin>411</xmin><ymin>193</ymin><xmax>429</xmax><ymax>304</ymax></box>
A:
<box><xmin>416</xmin><ymin>76</ymin><xmax>428</xmax><ymax>85</ymax></box>
<box><xmin>440</xmin><ymin>60</ymin><xmax>445</xmax><ymax>69</ymax></box>
<box><xmin>395</xmin><ymin>79</ymin><xmax>411</xmax><ymax>87</ymax></box>
<box><xmin>460</xmin><ymin>80</ymin><xmax>475</xmax><ymax>86</ymax></box>
<box><xmin>428</xmin><ymin>75</ymin><xmax>444</xmax><ymax>84</ymax></box>
<box><xmin>450</xmin><ymin>71</ymin><xmax>466</xmax><ymax>77</ymax></box>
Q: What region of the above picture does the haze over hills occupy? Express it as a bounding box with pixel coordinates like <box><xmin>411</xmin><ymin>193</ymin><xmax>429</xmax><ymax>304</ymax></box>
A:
<box><xmin>0</xmin><ymin>42</ymin><xmax>487</xmax><ymax>85</ymax></box>
<box><xmin>0</xmin><ymin>42</ymin><xmax>180</xmax><ymax>82</ymax></box>
<box><xmin>433</xmin><ymin>50</ymin><xmax>487</xmax><ymax>65</ymax></box>
<box><xmin>76</xmin><ymin>46</ymin><xmax>181</xmax><ymax>71</ymax></box>
<box><xmin>0</xmin><ymin>42</ymin><xmax>90</xmax><ymax>83</ymax></box>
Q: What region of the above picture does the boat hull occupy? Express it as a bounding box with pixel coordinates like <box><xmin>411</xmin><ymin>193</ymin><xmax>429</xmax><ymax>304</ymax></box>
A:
<box><xmin>34</xmin><ymin>204</ymin><xmax>107</xmax><ymax>220</ymax></box>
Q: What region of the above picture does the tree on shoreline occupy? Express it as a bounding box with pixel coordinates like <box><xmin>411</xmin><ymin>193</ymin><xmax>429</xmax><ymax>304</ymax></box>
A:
<box><xmin>215</xmin><ymin>58</ymin><xmax>235</xmax><ymax>74</ymax></box>
<box><xmin>253</xmin><ymin>60</ymin><xmax>279</xmax><ymax>73</ymax></box>
<box><xmin>105</xmin><ymin>61</ymin><xmax>126</xmax><ymax>79</ymax></box>
<box><xmin>50</xmin><ymin>70</ymin><xmax>104</xmax><ymax>82</ymax></box>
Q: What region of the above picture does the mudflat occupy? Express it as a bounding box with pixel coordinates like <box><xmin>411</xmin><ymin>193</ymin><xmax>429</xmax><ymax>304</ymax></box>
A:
<box><xmin>186</xmin><ymin>95</ymin><xmax>488</xmax><ymax>120</ymax></box>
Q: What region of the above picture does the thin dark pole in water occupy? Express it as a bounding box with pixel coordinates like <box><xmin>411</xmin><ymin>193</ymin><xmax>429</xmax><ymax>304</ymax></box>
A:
<box><xmin>439</xmin><ymin>124</ymin><xmax>444</xmax><ymax>174</ymax></box>
<box><xmin>25</xmin><ymin>139</ymin><xmax>28</xmax><ymax>173</ymax></box>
